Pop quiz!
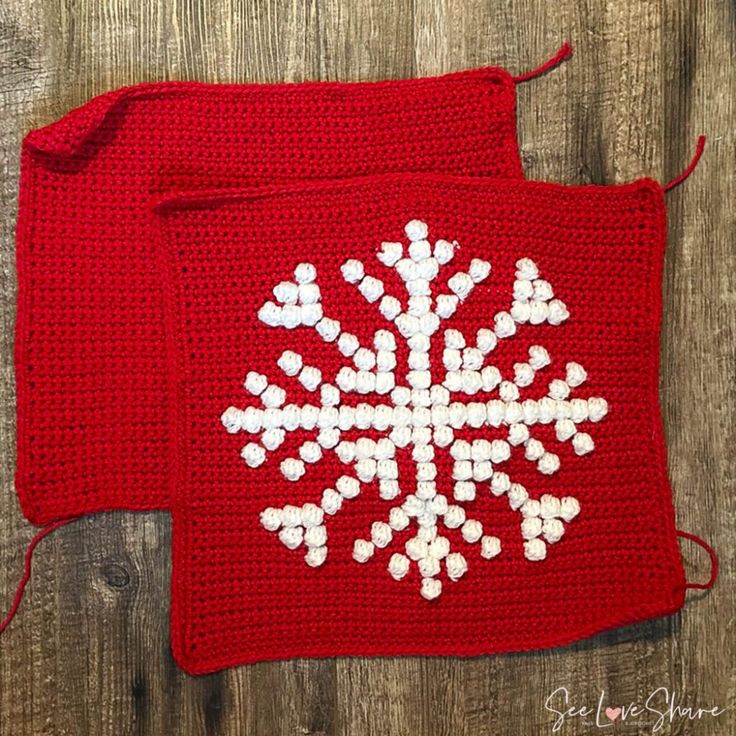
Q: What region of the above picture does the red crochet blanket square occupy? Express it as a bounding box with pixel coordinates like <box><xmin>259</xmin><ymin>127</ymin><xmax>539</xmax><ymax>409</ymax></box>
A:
<box><xmin>16</xmin><ymin>68</ymin><xmax>521</xmax><ymax>525</ymax></box>
<box><xmin>157</xmin><ymin>175</ymin><xmax>685</xmax><ymax>673</ymax></box>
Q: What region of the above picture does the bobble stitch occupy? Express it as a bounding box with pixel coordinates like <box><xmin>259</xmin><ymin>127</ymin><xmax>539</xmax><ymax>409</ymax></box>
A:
<box><xmin>409</xmin><ymin>239</ymin><xmax>432</xmax><ymax>262</ymax></box>
<box><xmin>280</xmin><ymin>458</ymin><xmax>306</xmax><ymax>481</ymax></box>
<box><xmin>572</xmin><ymin>432</ymin><xmax>595</xmax><ymax>455</ymax></box>
<box><xmin>260</xmin><ymin>508</ymin><xmax>283</xmax><ymax>531</ymax></box>
<box><xmin>304</xmin><ymin>525</ymin><xmax>327</xmax><ymax>548</ymax></box>
<box><xmin>588</xmin><ymin>397</ymin><xmax>608</xmax><ymax>422</ymax></box>
<box><xmin>299</xmin><ymin>282</ymin><xmax>321</xmax><ymax>304</ymax></box>
<box><xmin>521</xmin><ymin>516</ymin><xmax>543</xmax><ymax>540</ymax></box>
<box><xmin>379</xmin><ymin>295</ymin><xmax>402</xmax><ymax>320</ymax></box>
<box><xmin>305</xmin><ymin>547</ymin><xmax>327</xmax><ymax>567</ymax></box>
<box><xmin>378</xmin><ymin>241</ymin><xmax>403</xmax><ymax>266</ymax></box>
<box><xmin>421</xmin><ymin>578</ymin><xmax>442</xmax><ymax>600</ymax></box>
<box><xmin>299</xmin><ymin>442</ymin><xmax>322</xmax><ymax>464</ymax></box>
<box><xmin>353</xmin><ymin>347</ymin><xmax>376</xmax><ymax>371</ymax></box>
<box><xmin>560</xmin><ymin>497</ymin><xmax>581</xmax><ymax>522</ymax></box>
<box><xmin>371</xmin><ymin>521</ymin><xmax>393</xmax><ymax>548</ymax></box>
<box><xmin>341</xmin><ymin>259</ymin><xmax>364</xmax><ymax>284</ymax></box>
<box><xmin>433</xmin><ymin>425</ymin><xmax>454</xmax><ymax>447</ymax></box>
<box><xmin>358</xmin><ymin>275</ymin><xmax>384</xmax><ymax>302</ymax></box>
<box><xmin>244</xmin><ymin>371</ymin><xmax>268</xmax><ymax>396</ymax></box>
<box><xmin>273</xmin><ymin>281</ymin><xmax>299</xmax><ymax>304</ymax></box>
<box><xmin>435</xmin><ymin>294</ymin><xmax>459</xmax><ymax>318</ymax></box>
<box><xmin>542</xmin><ymin>518</ymin><xmax>565</xmax><ymax>543</ymax></box>
<box><xmin>241</xmin><ymin>443</ymin><xmax>267</xmax><ymax>467</ymax></box>
<box><xmin>221</xmin><ymin>407</ymin><xmax>243</xmax><ymax>434</ymax></box>
<box><xmin>301</xmin><ymin>503</ymin><xmax>324</xmax><ymax>528</ymax></box>
<box><xmin>510</xmin><ymin>301</ymin><xmax>531</xmax><ymax>323</ymax></box>
<box><xmin>533</xmin><ymin>279</ymin><xmax>554</xmax><ymax>301</ymax></box>
<box><xmin>433</xmin><ymin>239</ymin><xmax>455</xmax><ymax>264</ymax></box>
<box><xmin>321</xmin><ymin>488</ymin><xmax>343</xmax><ymax>516</ymax></box>
<box><xmin>294</xmin><ymin>263</ymin><xmax>317</xmax><ymax>284</ymax></box>
<box><xmin>353</xmin><ymin>539</ymin><xmax>375</xmax><ymax>563</ymax></box>
<box><xmin>490</xmin><ymin>472</ymin><xmax>511</xmax><ymax>495</ymax></box>
<box><xmin>388</xmin><ymin>553</ymin><xmax>410</xmax><ymax>580</ymax></box>
<box><xmin>261</xmin><ymin>384</ymin><xmax>286</xmax><ymax>408</ymax></box>
<box><xmin>494</xmin><ymin>311</ymin><xmax>516</xmax><ymax>337</ymax></box>
<box><xmin>405</xmin><ymin>219</ymin><xmax>428</xmax><ymax>241</ymax></box>
<box><xmin>445</xmin><ymin>553</ymin><xmax>468</xmax><ymax>581</ymax></box>
<box><xmin>356</xmin><ymin>459</ymin><xmax>377</xmax><ymax>482</ymax></box>
<box><xmin>419</xmin><ymin>557</ymin><xmax>441</xmax><ymax>578</ymax></box>
<box><xmin>337</xmin><ymin>332</ymin><xmax>360</xmax><ymax>357</ymax></box>
<box><xmin>472</xmin><ymin>461</ymin><xmax>493</xmax><ymax>482</ymax></box>
<box><xmin>380</xmin><ymin>480</ymin><xmax>400</xmax><ymax>501</ymax></box>
<box><xmin>336</xmin><ymin>476</ymin><xmax>360</xmax><ymax>499</ymax></box>
<box><xmin>555</xmin><ymin>419</ymin><xmax>576</xmax><ymax>441</ymax></box>
<box><xmin>515</xmin><ymin>258</ymin><xmax>539</xmax><ymax>280</ymax></box>
<box><xmin>548</xmin><ymin>379</ymin><xmax>570</xmax><ymax>400</ymax></box>
<box><xmin>566</xmin><ymin>362</ymin><xmax>587</xmax><ymax>387</ymax></box>
<box><xmin>528</xmin><ymin>345</ymin><xmax>550</xmax><ymax>370</ymax></box>
<box><xmin>481</xmin><ymin>536</ymin><xmax>502</xmax><ymax>559</ymax></box>
<box><xmin>461</xmin><ymin>519</ymin><xmax>483</xmax><ymax>544</ymax></box>
<box><xmin>528</xmin><ymin>301</ymin><xmax>548</xmax><ymax>325</ymax></box>
<box><xmin>316</xmin><ymin>317</ymin><xmax>341</xmax><ymax>342</ymax></box>
<box><xmin>513</xmin><ymin>279</ymin><xmax>534</xmax><ymax>301</ymax></box>
<box><xmin>277</xmin><ymin>350</ymin><xmax>303</xmax><ymax>376</ymax></box>
<box><xmin>443</xmin><ymin>505</ymin><xmax>466</xmax><ymax>529</ymax></box>
<box><xmin>468</xmin><ymin>259</ymin><xmax>491</xmax><ymax>283</ymax></box>
<box><xmin>454</xmin><ymin>481</ymin><xmax>476</xmax><ymax>502</ymax></box>
<box><xmin>508</xmin><ymin>483</ymin><xmax>528</xmax><ymax>510</ymax></box>
<box><xmin>448</xmin><ymin>272</ymin><xmax>474</xmax><ymax>300</ymax></box>
<box><xmin>490</xmin><ymin>439</ymin><xmax>511</xmax><ymax>463</ymax></box>
<box><xmin>524</xmin><ymin>538</ymin><xmax>547</xmax><ymax>561</ymax></box>
<box><xmin>279</xmin><ymin>527</ymin><xmax>303</xmax><ymax>550</ymax></box>
<box><xmin>548</xmin><ymin>299</ymin><xmax>569</xmax><ymax>325</ymax></box>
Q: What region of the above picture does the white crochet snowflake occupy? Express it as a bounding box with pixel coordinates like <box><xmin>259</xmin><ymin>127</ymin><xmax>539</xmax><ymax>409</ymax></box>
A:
<box><xmin>221</xmin><ymin>220</ymin><xmax>608</xmax><ymax>600</ymax></box>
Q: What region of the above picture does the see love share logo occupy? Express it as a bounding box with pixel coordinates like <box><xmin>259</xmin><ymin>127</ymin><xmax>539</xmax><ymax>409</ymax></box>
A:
<box><xmin>544</xmin><ymin>686</ymin><xmax>725</xmax><ymax>732</ymax></box>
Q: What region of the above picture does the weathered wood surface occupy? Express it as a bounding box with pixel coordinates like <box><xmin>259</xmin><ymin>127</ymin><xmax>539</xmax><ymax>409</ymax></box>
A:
<box><xmin>0</xmin><ymin>1</ymin><xmax>733</xmax><ymax>734</ymax></box>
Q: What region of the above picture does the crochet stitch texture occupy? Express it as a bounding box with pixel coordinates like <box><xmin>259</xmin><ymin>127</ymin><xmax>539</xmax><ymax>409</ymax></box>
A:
<box><xmin>15</xmin><ymin>69</ymin><xmax>522</xmax><ymax>525</ymax></box>
<box><xmin>157</xmin><ymin>173</ymin><xmax>686</xmax><ymax>673</ymax></box>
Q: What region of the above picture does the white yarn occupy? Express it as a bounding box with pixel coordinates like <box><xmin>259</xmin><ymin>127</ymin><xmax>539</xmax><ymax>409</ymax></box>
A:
<box><xmin>279</xmin><ymin>527</ymin><xmax>303</xmax><ymax>550</ymax></box>
<box><xmin>353</xmin><ymin>539</ymin><xmax>374</xmax><ymax>563</ymax></box>
<box><xmin>305</xmin><ymin>546</ymin><xmax>327</xmax><ymax>567</ymax></box>
<box><xmin>405</xmin><ymin>219</ymin><xmax>429</xmax><ymax>241</ymax></box>
<box><xmin>388</xmin><ymin>553</ymin><xmax>410</xmax><ymax>580</ymax></box>
<box><xmin>445</xmin><ymin>552</ymin><xmax>468</xmax><ymax>581</ymax></box>
<box><xmin>261</xmin><ymin>384</ymin><xmax>286</xmax><ymax>408</ymax></box>
<box><xmin>277</xmin><ymin>350</ymin><xmax>302</xmax><ymax>377</ymax></box>
<box><xmin>421</xmin><ymin>577</ymin><xmax>442</xmax><ymax>600</ymax></box>
<box><xmin>304</xmin><ymin>525</ymin><xmax>327</xmax><ymax>548</ymax></box>
<box><xmin>294</xmin><ymin>263</ymin><xmax>317</xmax><ymax>284</ymax></box>
<box><xmin>260</xmin><ymin>507</ymin><xmax>282</xmax><ymax>531</ymax></box>
<box><xmin>378</xmin><ymin>241</ymin><xmax>403</xmax><ymax>267</ymax></box>
<box><xmin>316</xmin><ymin>317</ymin><xmax>341</xmax><ymax>342</ymax></box>
<box><xmin>321</xmin><ymin>488</ymin><xmax>343</xmax><ymax>515</ymax></box>
<box><xmin>409</xmin><ymin>239</ymin><xmax>432</xmax><ymax>262</ymax></box>
<box><xmin>379</xmin><ymin>295</ymin><xmax>402</xmax><ymax>320</ymax></box>
<box><xmin>340</xmin><ymin>259</ymin><xmax>364</xmax><ymax>284</ymax></box>
<box><xmin>241</xmin><ymin>443</ymin><xmax>266</xmax><ymax>468</ymax></box>
<box><xmin>419</xmin><ymin>557</ymin><xmax>441</xmax><ymax>578</ymax></box>
<box><xmin>337</xmin><ymin>332</ymin><xmax>360</xmax><ymax>357</ymax></box>
<box><xmin>299</xmin><ymin>282</ymin><xmax>321</xmax><ymax>305</ymax></box>
<box><xmin>461</xmin><ymin>519</ymin><xmax>483</xmax><ymax>544</ymax></box>
<box><xmin>336</xmin><ymin>476</ymin><xmax>360</xmax><ymax>499</ymax></box>
<box><xmin>435</xmin><ymin>294</ymin><xmax>459</xmax><ymax>318</ymax></box>
<box><xmin>524</xmin><ymin>537</ymin><xmax>546</xmax><ymax>561</ymax></box>
<box><xmin>358</xmin><ymin>275</ymin><xmax>384</xmax><ymax>302</ymax></box>
<box><xmin>528</xmin><ymin>345</ymin><xmax>550</xmax><ymax>370</ymax></box>
<box><xmin>433</xmin><ymin>239</ymin><xmax>455</xmax><ymax>264</ymax></box>
<box><xmin>572</xmin><ymin>432</ymin><xmax>595</xmax><ymax>455</ymax></box>
<box><xmin>273</xmin><ymin>281</ymin><xmax>299</xmax><ymax>304</ymax></box>
<box><xmin>480</xmin><ymin>535</ymin><xmax>501</xmax><ymax>559</ymax></box>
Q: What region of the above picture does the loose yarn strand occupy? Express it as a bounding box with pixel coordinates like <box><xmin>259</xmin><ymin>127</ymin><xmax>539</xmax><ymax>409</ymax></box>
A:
<box><xmin>512</xmin><ymin>42</ymin><xmax>573</xmax><ymax>83</ymax></box>
<box><xmin>0</xmin><ymin>516</ymin><xmax>81</xmax><ymax>635</ymax></box>
<box><xmin>663</xmin><ymin>136</ymin><xmax>706</xmax><ymax>192</ymax></box>
<box><xmin>677</xmin><ymin>529</ymin><xmax>718</xmax><ymax>590</ymax></box>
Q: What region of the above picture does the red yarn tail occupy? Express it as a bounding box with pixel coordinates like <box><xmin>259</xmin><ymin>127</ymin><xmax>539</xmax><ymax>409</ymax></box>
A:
<box><xmin>513</xmin><ymin>42</ymin><xmax>573</xmax><ymax>83</ymax></box>
<box><xmin>677</xmin><ymin>530</ymin><xmax>718</xmax><ymax>590</ymax></box>
<box><xmin>663</xmin><ymin>136</ymin><xmax>706</xmax><ymax>192</ymax></box>
<box><xmin>0</xmin><ymin>517</ymin><xmax>81</xmax><ymax>635</ymax></box>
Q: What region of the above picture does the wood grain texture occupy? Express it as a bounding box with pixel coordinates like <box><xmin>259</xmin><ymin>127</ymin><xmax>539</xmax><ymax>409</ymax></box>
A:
<box><xmin>0</xmin><ymin>1</ymin><xmax>733</xmax><ymax>734</ymax></box>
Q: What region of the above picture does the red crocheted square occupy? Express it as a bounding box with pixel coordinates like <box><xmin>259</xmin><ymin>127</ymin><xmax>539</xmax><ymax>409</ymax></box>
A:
<box><xmin>157</xmin><ymin>174</ymin><xmax>686</xmax><ymax>673</ymax></box>
<box><xmin>16</xmin><ymin>69</ymin><xmax>522</xmax><ymax>525</ymax></box>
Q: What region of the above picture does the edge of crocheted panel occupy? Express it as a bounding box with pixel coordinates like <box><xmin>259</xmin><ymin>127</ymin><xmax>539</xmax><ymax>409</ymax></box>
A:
<box><xmin>20</xmin><ymin>67</ymin><xmax>515</xmax><ymax>160</ymax></box>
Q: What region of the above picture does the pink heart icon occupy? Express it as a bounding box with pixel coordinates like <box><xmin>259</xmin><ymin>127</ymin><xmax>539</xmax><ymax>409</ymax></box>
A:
<box><xmin>605</xmin><ymin>707</ymin><xmax>622</xmax><ymax>721</ymax></box>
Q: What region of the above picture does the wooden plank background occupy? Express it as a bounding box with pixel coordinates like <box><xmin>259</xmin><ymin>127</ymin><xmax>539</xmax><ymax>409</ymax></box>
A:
<box><xmin>0</xmin><ymin>1</ymin><xmax>733</xmax><ymax>734</ymax></box>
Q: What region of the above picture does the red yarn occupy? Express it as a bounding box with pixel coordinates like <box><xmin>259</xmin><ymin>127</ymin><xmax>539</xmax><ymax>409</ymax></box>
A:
<box><xmin>16</xmin><ymin>69</ymin><xmax>523</xmax><ymax>526</ymax></box>
<box><xmin>512</xmin><ymin>42</ymin><xmax>573</xmax><ymax>83</ymax></box>
<box><xmin>0</xmin><ymin>517</ymin><xmax>80</xmax><ymax>636</ymax></box>
<box><xmin>677</xmin><ymin>530</ymin><xmax>718</xmax><ymax>590</ymax></box>
<box><xmin>158</xmin><ymin>174</ymin><xmax>687</xmax><ymax>673</ymax></box>
<box><xmin>663</xmin><ymin>136</ymin><xmax>706</xmax><ymax>192</ymax></box>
